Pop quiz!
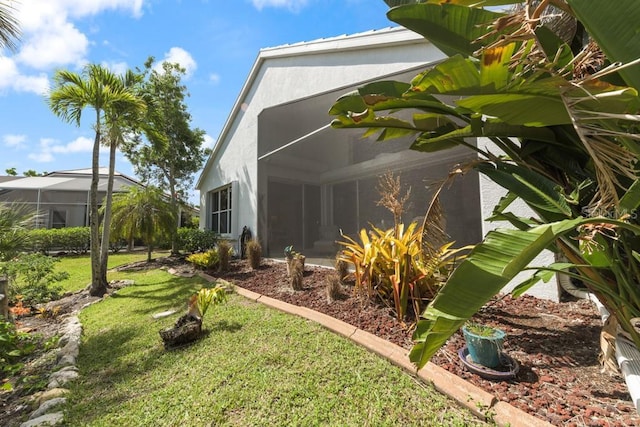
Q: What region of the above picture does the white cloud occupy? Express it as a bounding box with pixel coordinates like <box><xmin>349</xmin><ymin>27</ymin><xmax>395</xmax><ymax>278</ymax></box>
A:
<box><xmin>3</xmin><ymin>134</ymin><xmax>27</xmax><ymax>149</ymax></box>
<box><xmin>0</xmin><ymin>57</ymin><xmax>49</xmax><ymax>95</ymax></box>
<box><xmin>28</xmin><ymin>151</ymin><xmax>54</xmax><ymax>163</ymax></box>
<box><xmin>50</xmin><ymin>136</ymin><xmax>94</xmax><ymax>153</ymax></box>
<box><xmin>209</xmin><ymin>73</ymin><xmax>221</xmax><ymax>85</ymax></box>
<box><xmin>0</xmin><ymin>0</ymin><xmax>148</xmax><ymax>96</ymax></box>
<box><xmin>17</xmin><ymin>23</ymin><xmax>89</xmax><ymax>70</ymax></box>
<box><xmin>203</xmin><ymin>134</ymin><xmax>216</xmax><ymax>150</ymax></box>
<box><xmin>101</xmin><ymin>60</ymin><xmax>129</xmax><ymax>76</ymax></box>
<box><xmin>156</xmin><ymin>47</ymin><xmax>197</xmax><ymax>78</ymax></box>
<box><xmin>27</xmin><ymin>136</ymin><xmax>109</xmax><ymax>164</ymax></box>
<box><xmin>251</xmin><ymin>0</ymin><xmax>309</xmax><ymax>12</ymax></box>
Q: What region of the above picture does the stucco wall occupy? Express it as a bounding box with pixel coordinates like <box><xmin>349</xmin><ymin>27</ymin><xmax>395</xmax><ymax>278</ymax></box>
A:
<box><xmin>477</xmin><ymin>138</ymin><xmax>560</xmax><ymax>301</ymax></box>
<box><xmin>198</xmin><ymin>30</ymin><xmax>445</xmax><ymax>247</ymax></box>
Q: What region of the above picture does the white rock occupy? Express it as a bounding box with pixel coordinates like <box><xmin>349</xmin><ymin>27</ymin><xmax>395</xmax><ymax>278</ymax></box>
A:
<box><xmin>152</xmin><ymin>309</ymin><xmax>178</xmax><ymax>319</ymax></box>
<box><xmin>20</xmin><ymin>412</ymin><xmax>64</xmax><ymax>427</ymax></box>
<box><xmin>30</xmin><ymin>397</ymin><xmax>66</xmax><ymax>419</ymax></box>
<box><xmin>48</xmin><ymin>369</ymin><xmax>79</xmax><ymax>388</ymax></box>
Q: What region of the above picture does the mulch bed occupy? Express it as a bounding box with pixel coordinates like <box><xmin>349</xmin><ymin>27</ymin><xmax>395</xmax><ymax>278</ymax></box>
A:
<box><xmin>218</xmin><ymin>258</ymin><xmax>640</xmax><ymax>427</ymax></box>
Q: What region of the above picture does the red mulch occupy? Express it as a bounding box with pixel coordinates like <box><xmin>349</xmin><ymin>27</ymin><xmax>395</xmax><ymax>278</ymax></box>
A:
<box><xmin>218</xmin><ymin>259</ymin><xmax>640</xmax><ymax>427</ymax></box>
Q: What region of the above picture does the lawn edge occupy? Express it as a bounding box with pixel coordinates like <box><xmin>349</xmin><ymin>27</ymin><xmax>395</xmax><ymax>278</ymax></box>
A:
<box><xmin>223</xmin><ymin>277</ymin><xmax>552</xmax><ymax>427</ymax></box>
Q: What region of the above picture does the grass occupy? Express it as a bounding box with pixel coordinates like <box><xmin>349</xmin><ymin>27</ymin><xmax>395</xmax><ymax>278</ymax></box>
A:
<box><xmin>55</xmin><ymin>250</ymin><xmax>170</xmax><ymax>293</ymax></box>
<box><xmin>59</xmin><ymin>259</ymin><xmax>489</xmax><ymax>426</ymax></box>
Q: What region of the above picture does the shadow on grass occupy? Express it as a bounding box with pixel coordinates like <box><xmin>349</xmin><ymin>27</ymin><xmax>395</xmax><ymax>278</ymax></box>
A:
<box><xmin>111</xmin><ymin>277</ymin><xmax>203</xmax><ymax>316</ymax></box>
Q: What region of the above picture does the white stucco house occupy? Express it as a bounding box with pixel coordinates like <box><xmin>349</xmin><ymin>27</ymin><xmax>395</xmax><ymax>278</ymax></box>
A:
<box><xmin>196</xmin><ymin>27</ymin><xmax>560</xmax><ymax>300</ymax></box>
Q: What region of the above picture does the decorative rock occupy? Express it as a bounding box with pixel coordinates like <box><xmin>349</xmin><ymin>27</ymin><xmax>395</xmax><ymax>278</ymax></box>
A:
<box><xmin>58</xmin><ymin>341</ymin><xmax>80</xmax><ymax>366</ymax></box>
<box><xmin>30</xmin><ymin>397</ymin><xmax>66</xmax><ymax>419</ymax></box>
<box><xmin>20</xmin><ymin>412</ymin><xmax>64</xmax><ymax>427</ymax></box>
<box><xmin>33</xmin><ymin>388</ymin><xmax>69</xmax><ymax>406</ymax></box>
<box><xmin>58</xmin><ymin>317</ymin><xmax>82</xmax><ymax>346</ymax></box>
<box><xmin>48</xmin><ymin>369</ymin><xmax>79</xmax><ymax>388</ymax></box>
<box><xmin>152</xmin><ymin>309</ymin><xmax>178</xmax><ymax>319</ymax></box>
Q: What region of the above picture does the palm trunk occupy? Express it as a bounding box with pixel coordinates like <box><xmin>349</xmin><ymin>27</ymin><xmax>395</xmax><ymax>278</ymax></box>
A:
<box><xmin>99</xmin><ymin>141</ymin><xmax>117</xmax><ymax>287</ymax></box>
<box><xmin>169</xmin><ymin>182</ymin><xmax>180</xmax><ymax>256</ymax></box>
<box><xmin>89</xmin><ymin>117</ymin><xmax>106</xmax><ymax>297</ymax></box>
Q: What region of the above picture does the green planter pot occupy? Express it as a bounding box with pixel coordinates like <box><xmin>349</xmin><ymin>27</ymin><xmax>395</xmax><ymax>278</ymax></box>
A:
<box><xmin>462</xmin><ymin>325</ymin><xmax>506</xmax><ymax>368</ymax></box>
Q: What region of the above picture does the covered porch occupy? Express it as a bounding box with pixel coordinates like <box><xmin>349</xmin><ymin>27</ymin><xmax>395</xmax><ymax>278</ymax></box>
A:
<box><xmin>256</xmin><ymin>68</ymin><xmax>483</xmax><ymax>257</ymax></box>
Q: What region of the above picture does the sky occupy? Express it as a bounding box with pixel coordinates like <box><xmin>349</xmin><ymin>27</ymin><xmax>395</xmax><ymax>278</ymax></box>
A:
<box><xmin>0</xmin><ymin>0</ymin><xmax>395</xmax><ymax>201</ymax></box>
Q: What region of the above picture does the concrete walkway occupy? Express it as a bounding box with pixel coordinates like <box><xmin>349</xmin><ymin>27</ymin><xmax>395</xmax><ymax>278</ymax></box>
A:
<box><xmin>199</xmin><ymin>271</ymin><xmax>552</xmax><ymax>427</ymax></box>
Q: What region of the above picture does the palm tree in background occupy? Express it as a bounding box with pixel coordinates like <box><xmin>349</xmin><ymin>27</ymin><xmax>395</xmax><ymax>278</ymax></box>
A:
<box><xmin>99</xmin><ymin>70</ymin><xmax>146</xmax><ymax>286</ymax></box>
<box><xmin>107</xmin><ymin>186</ymin><xmax>175</xmax><ymax>263</ymax></box>
<box><xmin>0</xmin><ymin>1</ymin><xmax>20</xmax><ymax>52</ymax></box>
<box><xmin>48</xmin><ymin>64</ymin><xmax>144</xmax><ymax>297</ymax></box>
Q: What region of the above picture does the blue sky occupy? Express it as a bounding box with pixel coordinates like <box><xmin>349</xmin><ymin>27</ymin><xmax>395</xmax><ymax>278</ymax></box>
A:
<box><xmin>0</xmin><ymin>0</ymin><xmax>395</xmax><ymax>198</ymax></box>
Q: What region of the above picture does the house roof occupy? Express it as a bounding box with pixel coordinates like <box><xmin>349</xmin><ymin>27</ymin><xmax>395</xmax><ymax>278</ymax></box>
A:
<box><xmin>196</xmin><ymin>26</ymin><xmax>427</xmax><ymax>189</ymax></box>
<box><xmin>0</xmin><ymin>168</ymin><xmax>141</xmax><ymax>192</ymax></box>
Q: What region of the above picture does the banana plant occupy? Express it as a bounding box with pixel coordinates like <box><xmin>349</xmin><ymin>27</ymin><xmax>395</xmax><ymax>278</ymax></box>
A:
<box><xmin>330</xmin><ymin>0</ymin><xmax>640</xmax><ymax>368</ymax></box>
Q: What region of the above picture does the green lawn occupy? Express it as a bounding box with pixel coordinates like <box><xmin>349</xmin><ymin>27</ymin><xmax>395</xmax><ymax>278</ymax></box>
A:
<box><xmin>60</xmin><ymin>260</ymin><xmax>488</xmax><ymax>426</ymax></box>
<box><xmin>55</xmin><ymin>250</ymin><xmax>170</xmax><ymax>293</ymax></box>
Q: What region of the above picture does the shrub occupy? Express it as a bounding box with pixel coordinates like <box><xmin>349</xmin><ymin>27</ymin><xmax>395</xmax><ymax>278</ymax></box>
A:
<box><xmin>290</xmin><ymin>256</ymin><xmax>304</xmax><ymax>291</ymax></box>
<box><xmin>326</xmin><ymin>273</ymin><xmax>342</xmax><ymax>304</ymax></box>
<box><xmin>6</xmin><ymin>253</ymin><xmax>68</xmax><ymax>306</ymax></box>
<box><xmin>186</xmin><ymin>249</ymin><xmax>219</xmax><ymax>270</ymax></box>
<box><xmin>335</xmin><ymin>253</ymin><xmax>349</xmax><ymax>284</ymax></box>
<box><xmin>28</xmin><ymin>227</ymin><xmax>90</xmax><ymax>254</ymax></box>
<box><xmin>247</xmin><ymin>239</ymin><xmax>262</xmax><ymax>269</ymax></box>
<box><xmin>217</xmin><ymin>240</ymin><xmax>233</xmax><ymax>272</ymax></box>
<box><xmin>195</xmin><ymin>285</ymin><xmax>228</xmax><ymax>318</ymax></box>
<box><xmin>178</xmin><ymin>228</ymin><xmax>218</xmax><ymax>253</ymax></box>
<box><xmin>0</xmin><ymin>320</ymin><xmax>36</xmax><ymax>381</ymax></box>
<box><xmin>338</xmin><ymin>223</ymin><xmax>468</xmax><ymax>322</ymax></box>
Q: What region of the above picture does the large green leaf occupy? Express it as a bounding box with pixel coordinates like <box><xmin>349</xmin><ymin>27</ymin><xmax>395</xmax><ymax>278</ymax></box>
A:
<box><xmin>477</xmin><ymin>163</ymin><xmax>573</xmax><ymax>220</ymax></box>
<box><xmin>567</xmin><ymin>0</ymin><xmax>640</xmax><ymax>92</ymax></box>
<box><xmin>409</xmin><ymin>217</ymin><xmax>585</xmax><ymax>369</ymax></box>
<box><xmin>387</xmin><ymin>4</ymin><xmax>505</xmax><ymax>57</ymax></box>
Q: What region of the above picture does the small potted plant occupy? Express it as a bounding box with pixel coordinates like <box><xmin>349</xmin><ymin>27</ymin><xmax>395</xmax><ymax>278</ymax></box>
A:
<box><xmin>461</xmin><ymin>322</ymin><xmax>506</xmax><ymax>368</ymax></box>
<box><xmin>159</xmin><ymin>283</ymin><xmax>228</xmax><ymax>348</ymax></box>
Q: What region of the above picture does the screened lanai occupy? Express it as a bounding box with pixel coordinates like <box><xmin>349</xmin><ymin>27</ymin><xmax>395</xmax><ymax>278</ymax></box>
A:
<box><xmin>256</xmin><ymin>68</ymin><xmax>484</xmax><ymax>257</ymax></box>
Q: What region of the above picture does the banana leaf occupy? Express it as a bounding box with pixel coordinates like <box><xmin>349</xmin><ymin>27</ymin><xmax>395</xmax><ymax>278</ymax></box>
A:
<box><xmin>386</xmin><ymin>3</ymin><xmax>505</xmax><ymax>57</ymax></box>
<box><xmin>410</xmin><ymin>217</ymin><xmax>586</xmax><ymax>369</ymax></box>
<box><xmin>567</xmin><ymin>0</ymin><xmax>640</xmax><ymax>92</ymax></box>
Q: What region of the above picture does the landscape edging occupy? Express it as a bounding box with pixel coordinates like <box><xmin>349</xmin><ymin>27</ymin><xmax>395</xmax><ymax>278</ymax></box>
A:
<box><xmin>227</xmin><ymin>281</ymin><xmax>553</xmax><ymax>427</ymax></box>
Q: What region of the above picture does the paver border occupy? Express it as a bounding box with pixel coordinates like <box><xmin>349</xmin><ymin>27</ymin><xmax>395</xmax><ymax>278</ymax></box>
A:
<box><xmin>200</xmin><ymin>272</ymin><xmax>552</xmax><ymax>427</ymax></box>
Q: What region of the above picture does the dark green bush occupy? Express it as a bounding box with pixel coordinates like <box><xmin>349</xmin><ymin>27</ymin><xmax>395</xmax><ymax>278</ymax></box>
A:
<box><xmin>28</xmin><ymin>227</ymin><xmax>89</xmax><ymax>254</ymax></box>
<box><xmin>178</xmin><ymin>228</ymin><xmax>218</xmax><ymax>253</ymax></box>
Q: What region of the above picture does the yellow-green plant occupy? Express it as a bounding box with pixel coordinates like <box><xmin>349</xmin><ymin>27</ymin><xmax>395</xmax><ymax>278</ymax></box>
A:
<box><xmin>338</xmin><ymin>222</ymin><xmax>468</xmax><ymax>323</ymax></box>
<box><xmin>195</xmin><ymin>284</ymin><xmax>227</xmax><ymax>318</ymax></box>
<box><xmin>186</xmin><ymin>249</ymin><xmax>219</xmax><ymax>270</ymax></box>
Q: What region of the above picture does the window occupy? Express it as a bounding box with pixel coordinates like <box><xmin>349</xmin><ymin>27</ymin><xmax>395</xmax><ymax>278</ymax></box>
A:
<box><xmin>51</xmin><ymin>209</ymin><xmax>66</xmax><ymax>229</ymax></box>
<box><xmin>210</xmin><ymin>185</ymin><xmax>232</xmax><ymax>235</ymax></box>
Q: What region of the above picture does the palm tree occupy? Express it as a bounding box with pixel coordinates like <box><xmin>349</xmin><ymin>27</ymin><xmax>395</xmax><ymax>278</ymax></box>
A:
<box><xmin>99</xmin><ymin>70</ymin><xmax>146</xmax><ymax>285</ymax></box>
<box><xmin>107</xmin><ymin>186</ymin><xmax>175</xmax><ymax>262</ymax></box>
<box><xmin>48</xmin><ymin>64</ymin><xmax>144</xmax><ymax>297</ymax></box>
<box><xmin>0</xmin><ymin>1</ymin><xmax>20</xmax><ymax>52</ymax></box>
